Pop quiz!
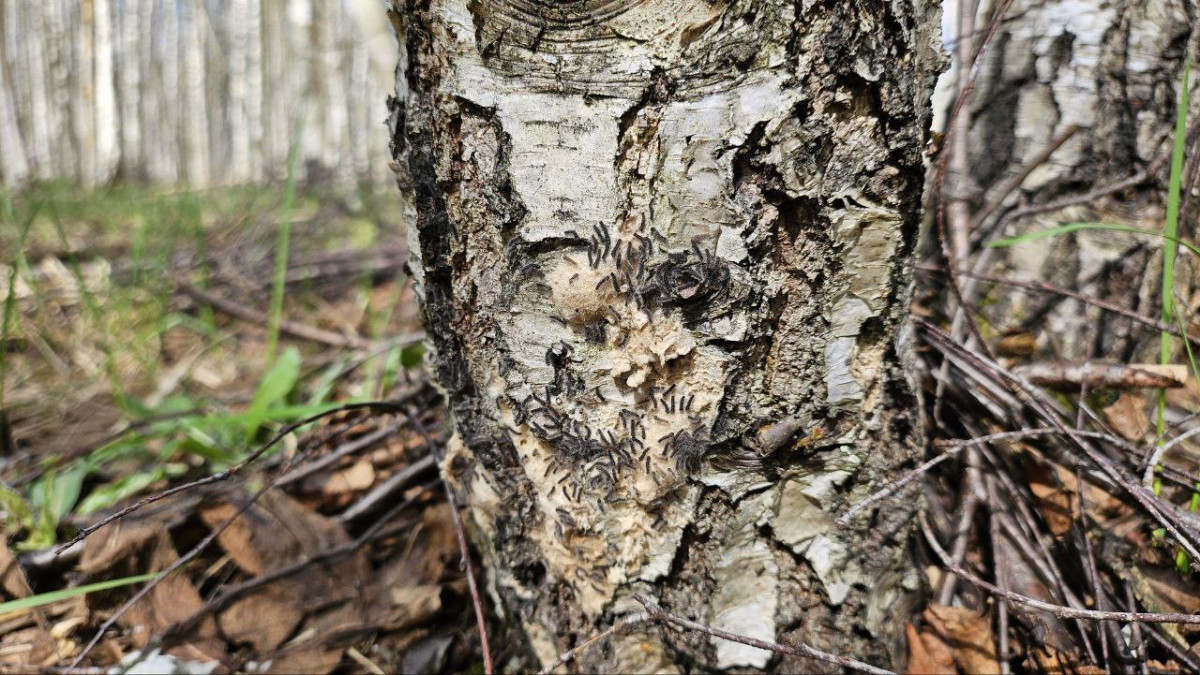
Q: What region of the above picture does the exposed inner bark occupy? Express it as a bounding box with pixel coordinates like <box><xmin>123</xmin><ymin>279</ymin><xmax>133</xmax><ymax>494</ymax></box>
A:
<box><xmin>389</xmin><ymin>1</ymin><xmax>944</xmax><ymax>670</ymax></box>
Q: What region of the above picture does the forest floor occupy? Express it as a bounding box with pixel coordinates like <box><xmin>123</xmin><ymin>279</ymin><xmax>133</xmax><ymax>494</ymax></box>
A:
<box><xmin>0</xmin><ymin>181</ymin><xmax>483</xmax><ymax>673</ymax></box>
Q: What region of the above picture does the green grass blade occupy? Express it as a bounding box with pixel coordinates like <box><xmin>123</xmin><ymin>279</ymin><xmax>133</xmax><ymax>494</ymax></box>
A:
<box><xmin>0</xmin><ymin>572</ymin><xmax>159</xmax><ymax>616</ymax></box>
<box><xmin>988</xmin><ymin>221</ymin><xmax>1200</xmax><ymax>258</ymax></box>
<box><xmin>266</xmin><ymin>129</ymin><xmax>303</xmax><ymax>366</ymax></box>
<box><xmin>0</xmin><ymin>189</ymin><xmax>31</xmax><ymax>409</ymax></box>
<box><xmin>1162</xmin><ymin>59</ymin><xmax>1191</xmax><ymax>572</ymax></box>
<box><xmin>1164</xmin><ymin>59</ymin><xmax>1190</xmax><ymax>375</ymax></box>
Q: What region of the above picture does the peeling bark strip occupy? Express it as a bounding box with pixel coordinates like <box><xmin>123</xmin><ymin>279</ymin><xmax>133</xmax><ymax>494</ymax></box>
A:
<box><xmin>389</xmin><ymin>1</ymin><xmax>943</xmax><ymax>671</ymax></box>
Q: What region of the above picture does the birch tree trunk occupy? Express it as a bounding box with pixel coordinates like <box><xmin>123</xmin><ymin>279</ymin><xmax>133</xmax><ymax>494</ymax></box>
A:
<box><xmin>389</xmin><ymin>1</ymin><xmax>943</xmax><ymax>671</ymax></box>
<box><xmin>181</xmin><ymin>0</ymin><xmax>210</xmax><ymax>184</ymax></box>
<box><xmin>92</xmin><ymin>0</ymin><xmax>118</xmax><ymax>185</ymax></box>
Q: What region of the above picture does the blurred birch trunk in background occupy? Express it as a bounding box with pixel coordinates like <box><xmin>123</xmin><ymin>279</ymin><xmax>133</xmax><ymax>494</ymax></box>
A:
<box><xmin>0</xmin><ymin>0</ymin><xmax>398</xmax><ymax>191</ymax></box>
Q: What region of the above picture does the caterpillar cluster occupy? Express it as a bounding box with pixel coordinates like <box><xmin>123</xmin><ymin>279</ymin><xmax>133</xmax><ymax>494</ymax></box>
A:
<box><xmin>520</xmin><ymin>381</ymin><xmax>709</xmax><ymax>501</ymax></box>
<box><xmin>587</xmin><ymin>223</ymin><xmax>728</xmax><ymax>305</ymax></box>
<box><xmin>516</xmin><ymin>224</ymin><xmax>731</xmax><ymax>501</ymax></box>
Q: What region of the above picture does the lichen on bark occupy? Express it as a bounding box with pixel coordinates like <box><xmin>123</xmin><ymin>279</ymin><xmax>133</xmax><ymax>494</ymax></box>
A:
<box><xmin>389</xmin><ymin>0</ymin><xmax>944</xmax><ymax>670</ymax></box>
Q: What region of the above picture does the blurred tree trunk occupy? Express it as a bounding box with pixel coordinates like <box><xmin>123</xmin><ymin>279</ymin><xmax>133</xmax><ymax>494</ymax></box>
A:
<box><xmin>953</xmin><ymin>1</ymin><xmax>1198</xmax><ymax>377</ymax></box>
<box><xmin>389</xmin><ymin>1</ymin><xmax>943</xmax><ymax>671</ymax></box>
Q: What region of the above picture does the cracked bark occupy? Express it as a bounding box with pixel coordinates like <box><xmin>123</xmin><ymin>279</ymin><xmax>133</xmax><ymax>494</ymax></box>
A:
<box><xmin>388</xmin><ymin>1</ymin><xmax>943</xmax><ymax>671</ymax></box>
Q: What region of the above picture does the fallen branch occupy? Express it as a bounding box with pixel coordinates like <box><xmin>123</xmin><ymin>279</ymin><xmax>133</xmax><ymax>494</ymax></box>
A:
<box><xmin>917</xmin><ymin>318</ymin><xmax>1200</xmax><ymax>563</ymax></box>
<box><xmin>1012</xmin><ymin>362</ymin><xmax>1187</xmax><ymax>390</ymax></box>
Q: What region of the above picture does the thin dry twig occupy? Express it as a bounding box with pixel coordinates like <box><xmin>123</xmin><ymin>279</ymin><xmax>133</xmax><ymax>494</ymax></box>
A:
<box><xmin>921</xmin><ymin>512</ymin><xmax>1200</xmax><ymax>624</ymax></box>
<box><xmin>536</xmin><ymin>613</ymin><xmax>651</xmax><ymax>675</ymax></box>
<box><xmin>919</xmin><ymin>266</ymin><xmax>1200</xmax><ymax>348</ymax></box>
<box><xmin>70</xmin><ymin>476</ymin><xmax>280</xmax><ymax>667</ymax></box>
<box><xmin>930</xmin><ymin>0</ymin><xmax>1016</xmax><ymax>359</ymax></box>
<box><xmin>404</xmin><ymin>409</ymin><xmax>494</xmax><ymax>675</ymax></box>
<box><xmin>994</xmin><ymin>144</ymin><xmax>1174</xmax><ymax>229</ymax></box>
<box><xmin>917</xmin><ymin>318</ymin><xmax>1200</xmax><ymax>562</ymax></box>
<box><xmin>1013</xmin><ymin>362</ymin><xmax>1187</xmax><ymax>391</ymax></box>
<box><xmin>64</xmin><ymin>398</ymin><xmax>428</xmax><ymax>667</ymax></box>
<box><xmin>1142</xmin><ymin>425</ymin><xmax>1200</xmax><ymax>488</ymax></box>
<box><xmin>936</xmin><ymin>446</ymin><xmax>984</xmax><ymax>605</ymax></box>
<box><xmin>970</xmin><ymin>124</ymin><xmax>1080</xmax><ymax>231</ymax></box>
<box><xmin>276</xmin><ymin>416</ymin><xmax>408</xmax><ymax>486</ymax></box>
<box><xmin>839</xmin><ymin>427</ymin><xmax>1100</xmax><ymax>526</ymax></box>
<box><xmin>177</xmin><ymin>280</ymin><xmax>424</xmax><ymax>349</ymax></box>
<box><xmin>337</xmin><ymin>453</ymin><xmax>438</xmax><ymax>524</ymax></box>
<box><xmin>632</xmin><ymin>593</ymin><xmax>894</xmax><ymax>675</ymax></box>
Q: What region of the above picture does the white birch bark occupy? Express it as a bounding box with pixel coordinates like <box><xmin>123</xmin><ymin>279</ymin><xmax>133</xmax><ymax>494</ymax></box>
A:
<box><xmin>261</xmin><ymin>0</ymin><xmax>285</xmax><ymax>180</ymax></box>
<box><xmin>227</xmin><ymin>0</ymin><xmax>251</xmax><ymax>183</ymax></box>
<box><xmin>391</xmin><ymin>1</ymin><xmax>943</xmax><ymax>670</ymax></box>
<box><xmin>35</xmin><ymin>1</ymin><xmax>62</xmax><ymax>179</ymax></box>
<box><xmin>350</xmin><ymin>40</ymin><xmax>370</xmax><ymax>181</ymax></box>
<box><xmin>0</xmin><ymin>2</ymin><xmax>29</xmax><ymax>187</ymax></box>
<box><xmin>75</xmin><ymin>0</ymin><xmax>97</xmax><ymax>186</ymax></box>
<box><xmin>245</xmin><ymin>0</ymin><xmax>264</xmax><ymax>180</ymax></box>
<box><xmin>0</xmin><ymin>36</ymin><xmax>29</xmax><ymax>188</ymax></box>
<box><xmin>182</xmin><ymin>0</ymin><xmax>210</xmax><ymax>184</ymax></box>
<box><xmin>165</xmin><ymin>0</ymin><xmax>181</xmax><ymax>182</ymax></box>
<box><xmin>93</xmin><ymin>0</ymin><xmax>118</xmax><ymax>185</ymax></box>
<box><xmin>116</xmin><ymin>0</ymin><xmax>143</xmax><ymax>180</ymax></box>
<box><xmin>0</xmin><ymin>0</ymin><xmax>400</xmax><ymax>190</ymax></box>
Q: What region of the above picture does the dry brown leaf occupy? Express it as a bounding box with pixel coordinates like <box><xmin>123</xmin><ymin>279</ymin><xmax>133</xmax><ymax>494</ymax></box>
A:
<box><xmin>79</xmin><ymin>519</ymin><xmax>222</xmax><ymax>662</ymax></box>
<box><xmin>322</xmin><ymin>460</ymin><xmax>376</xmax><ymax>495</ymax></box>
<box><xmin>217</xmin><ymin>584</ymin><xmax>302</xmax><ymax>655</ymax></box>
<box><xmin>0</xmin><ymin>626</ymin><xmax>59</xmax><ymax>665</ymax></box>
<box><xmin>385</xmin><ymin>585</ymin><xmax>443</xmax><ymax>632</ymax></box>
<box><xmin>995</xmin><ymin>332</ymin><xmax>1036</xmax><ymax>357</ymax></box>
<box><xmin>1135</xmin><ymin>564</ymin><xmax>1200</xmax><ymax>615</ymax></box>
<box><xmin>200</xmin><ymin>489</ymin><xmax>356</xmax><ymax>577</ymax></box>
<box><xmin>266</xmin><ymin>601</ymin><xmax>367</xmax><ymax>675</ymax></box>
<box><xmin>990</xmin><ymin>521</ymin><xmax>1073</xmax><ymax>652</ymax></box>
<box><xmin>1102</xmin><ymin>392</ymin><xmax>1150</xmax><ymax>442</ymax></box>
<box><xmin>201</xmin><ymin>489</ymin><xmax>371</xmax><ymax>672</ymax></box>
<box><xmin>0</xmin><ymin>544</ymin><xmax>36</xmax><ymax>601</ymax></box>
<box><xmin>0</xmin><ymin>541</ymin><xmax>56</xmax><ymax>659</ymax></box>
<box><xmin>363</xmin><ymin>504</ymin><xmax>458</xmax><ymax>655</ymax></box>
<box><xmin>1026</xmin><ymin>464</ymin><xmax>1076</xmax><ymax>538</ymax></box>
<box><xmin>904</xmin><ymin>621</ymin><xmax>955</xmax><ymax>674</ymax></box>
<box><xmin>926</xmin><ymin>605</ymin><xmax>1000</xmax><ymax>675</ymax></box>
<box><xmin>1031</xmin><ymin>644</ymin><xmax>1106</xmax><ymax>673</ymax></box>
